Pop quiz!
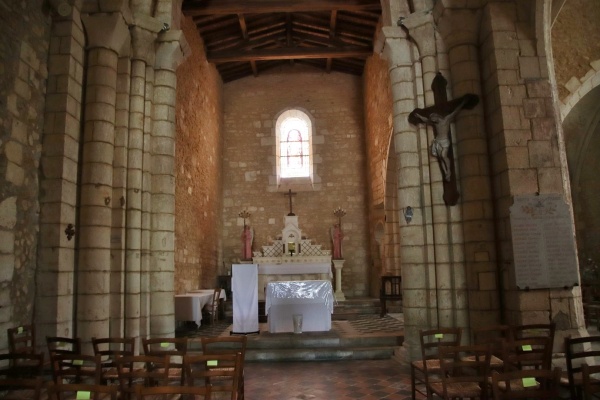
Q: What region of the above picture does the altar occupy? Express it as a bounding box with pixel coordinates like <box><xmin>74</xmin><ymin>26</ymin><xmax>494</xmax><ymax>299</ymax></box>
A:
<box><xmin>252</xmin><ymin>215</ymin><xmax>332</xmax><ymax>300</ymax></box>
<box><xmin>265</xmin><ymin>280</ymin><xmax>334</xmax><ymax>333</ymax></box>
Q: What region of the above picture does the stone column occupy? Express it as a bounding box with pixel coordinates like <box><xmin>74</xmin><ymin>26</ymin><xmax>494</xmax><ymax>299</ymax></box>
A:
<box><xmin>78</xmin><ymin>12</ymin><xmax>129</xmax><ymax>348</ymax></box>
<box><xmin>435</xmin><ymin>4</ymin><xmax>501</xmax><ymax>332</ymax></box>
<box><xmin>332</xmin><ymin>259</ymin><xmax>346</xmax><ymax>301</ymax></box>
<box><xmin>36</xmin><ymin>5</ymin><xmax>85</xmax><ymax>344</ymax></box>
<box><xmin>382</xmin><ymin>23</ymin><xmax>432</xmax><ymax>361</ymax></box>
<box><xmin>124</xmin><ymin>26</ymin><xmax>157</xmax><ymax>341</ymax></box>
<box><xmin>149</xmin><ymin>31</ymin><xmax>188</xmax><ymax>336</ymax></box>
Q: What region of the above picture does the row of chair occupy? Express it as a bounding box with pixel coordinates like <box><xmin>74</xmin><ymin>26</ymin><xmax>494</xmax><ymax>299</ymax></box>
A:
<box><xmin>411</xmin><ymin>323</ymin><xmax>558</xmax><ymax>399</ymax></box>
<box><xmin>3</xmin><ymin>323</ymin><xmax>246</xmax><ymax>400</ymax></box>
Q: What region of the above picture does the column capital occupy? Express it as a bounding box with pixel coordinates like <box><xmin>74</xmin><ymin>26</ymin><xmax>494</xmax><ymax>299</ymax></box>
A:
<box><xmin>155</xmin><ymin>31</ymin><xmax>190</xmax><ymax>71</ymax></box>
<box><xmin>434</xmin><ymin>4</ymin><xmax>482</xmax><ymax>49</ymax></box>
<box><xmin>81</xmin><ymin>12</ymin><xmax>130</xmax><ymax>55</ymax></box>
<box><xmin>399</xmin><ymin>10</ymin><xmax>437</xmax><ymax>58</ymax></box>
<box><xmin>131</xmin><ymin>26</ymin><xmax>157</xmax><ymax>65</ymax></box>
<box><xmin>380</xmin><ymin>26</ymin><xmax>412</xmax><ymax>67</ymax></box>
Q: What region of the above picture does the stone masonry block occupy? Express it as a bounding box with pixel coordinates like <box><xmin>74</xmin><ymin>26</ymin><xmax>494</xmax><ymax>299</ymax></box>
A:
<box><xmin>528</xmin><ymin>140</ymin><xmax>554</xmax><ymax>168</ymax></box>
<box><xmin>519</xmin><ymin>57</ymin><xmax>540</xmax><ymax>79</ymax></box>
<box><xmin>508</xmin><ymin>169</ymin><xmax>538</xmax><ymax>195</ymax></box>
<box><xmin>506</xmin><ymin>146</ymin><xmax>530</xmax><ymax>169</ymax></box>
<box><xmin>522</xmin><ymin>98</ymin><xmax>546</xmax><ymax>118</ymax></box>
<box><xmin>537</xmin><ymin>167</ymin><xmax>563</xmax><ymax>193</ymax></box>
<box><xmin>564</xmin><ymin>76</ymin><xmax>581</xmax><ymax>94</ymax></box>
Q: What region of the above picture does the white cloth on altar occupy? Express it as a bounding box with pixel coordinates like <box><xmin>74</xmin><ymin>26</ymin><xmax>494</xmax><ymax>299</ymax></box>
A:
<box><xmin>265</xmin><ymin>280</ymin><xmax>334</xmax><ymax>333</ymax></box>
<box><xmin>175</xmin><ymin>291</ymin><xmax>224</xmax><ymax>326</ymax></box>
<box><xmin>232</xmin><ymin>263</ymin><xmax>259</xmax><ymax>333</ymax></box>
<box><xmin>258</xmin><ymin>262</ymin><xmax>332</xmax><ymax>278</ymax></box>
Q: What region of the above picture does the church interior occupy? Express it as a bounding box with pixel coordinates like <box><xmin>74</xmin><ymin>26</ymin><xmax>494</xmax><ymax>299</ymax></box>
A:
<box><xmin>2</xmin><ymin>0</ymin><xmax>600</xmax><ymax>393</ymax></box>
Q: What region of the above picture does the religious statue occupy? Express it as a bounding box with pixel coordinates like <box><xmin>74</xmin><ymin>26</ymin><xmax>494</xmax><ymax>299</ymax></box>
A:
<box><xmin>241</xmin><ymin>225</ymin><xmax>254</xmax><ymax>260</ymax></box>
<box><xmin>408</xmin><ymin>72</ymin><xmax>479</xmax><ymax>206</ymax></box>
<box><xmin>411</xmin><ymin>96</ymin><xmax>468</xmax><ymax>182</ymax></box>
<box><xmin>331</xmin><ymin>223</ymin><xmax>344</xmax><ymax>259</ymax></box>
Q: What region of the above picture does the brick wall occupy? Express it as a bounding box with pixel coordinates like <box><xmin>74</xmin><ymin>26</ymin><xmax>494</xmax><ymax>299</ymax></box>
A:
<box><xmin>0</xmin><ymin>0</ymin><xmax>50</xmax><ymax>347</ymax></box>
<box><xmin>221</xmin><ymin>65</ymin><xmax>370</xmax><ymax>296</ymax></box>
<box><xmin>174</xmin><ymin>16</ymin><xmax>223</xmax><ymax>294</ymax></box>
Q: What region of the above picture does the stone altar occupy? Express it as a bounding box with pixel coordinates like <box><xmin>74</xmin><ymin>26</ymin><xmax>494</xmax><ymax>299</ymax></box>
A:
<box><xmin>252</xmin><ymin>215</ymin><xmax>332</xmax><ymax>300</ymax></box>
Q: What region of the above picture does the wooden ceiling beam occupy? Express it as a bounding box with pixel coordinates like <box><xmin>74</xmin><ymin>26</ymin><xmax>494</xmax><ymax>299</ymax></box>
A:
<box><xmin>208</xmin><ymin>46</ymin><xmax>371</xmax><ymax>63</ymax></box>
<box><xmin>183</xmin><ymin>0</ymin><xmax>381</xmax><ymax>16</ymax></box>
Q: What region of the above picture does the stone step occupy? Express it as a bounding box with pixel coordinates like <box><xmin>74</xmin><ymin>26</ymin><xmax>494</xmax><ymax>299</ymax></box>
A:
<box><xmin>245</xmin><ymin>346</ymin><xmax>396</xmax><ymax>362</ymax></box>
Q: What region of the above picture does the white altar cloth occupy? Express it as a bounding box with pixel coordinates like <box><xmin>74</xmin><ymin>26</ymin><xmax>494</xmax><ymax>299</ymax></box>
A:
<box><xmin>174</xmin><ymin>290</ymin><xmax>226</xmax><ymax>326</ymax></box>
<box><xmin>266</xmin><ymin>280</ymin><xmax>334</xmax><ymax>333</ymax></box>
<box><xmin>232</xmin><ymin>264</ymin><xmax>259</xmax><ymax>334</ymax></box>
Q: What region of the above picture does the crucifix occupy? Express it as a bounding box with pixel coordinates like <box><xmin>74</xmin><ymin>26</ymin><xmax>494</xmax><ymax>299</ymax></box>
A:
<box><xmin>284</xmin><ymin>189</ymin><xmax>297</xmax><ymax>216</ymax></box>
<box><xmin>409</xmin><ymin>72</ymin><xmax>479</xmax><ymax>206</ymax></box>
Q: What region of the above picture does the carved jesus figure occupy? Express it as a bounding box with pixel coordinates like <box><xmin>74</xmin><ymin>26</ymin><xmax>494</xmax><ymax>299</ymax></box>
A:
<box><xmin>412</xmin><ymin>96</ymin><xmax>468</xmax><ymax>182</ymax></box>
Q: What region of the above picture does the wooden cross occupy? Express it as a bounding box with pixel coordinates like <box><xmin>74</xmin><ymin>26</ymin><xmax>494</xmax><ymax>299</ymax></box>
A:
<box><xmin>284</xmin><ymin>189</ymin><xmax>297</xmax><ymax>216</ymax></box>
<box><xmin>409</xmin><ymin>72</ymin><xmax>479</xmax><ymax>206</ymax></box>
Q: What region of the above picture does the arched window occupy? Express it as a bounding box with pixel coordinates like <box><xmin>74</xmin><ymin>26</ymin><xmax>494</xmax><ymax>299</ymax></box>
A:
<box><xmin>276</xmin><ymin>109</ymin><xmax>313</xmax><ymax>183</ymax></box>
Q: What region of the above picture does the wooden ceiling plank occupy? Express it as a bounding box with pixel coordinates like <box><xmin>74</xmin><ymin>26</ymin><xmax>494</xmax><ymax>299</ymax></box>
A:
<box><xmin>208</xmin><ymin>46</ymin><xmax>371</xmax><ymax>63</ymax></box>
<box><xmin>329</xmin><ymin>10</ymin><xmax>337</xmax><ymax>38</ymax></box>
<box><xmin>238</xmin><ymin>14</ymin><xmax>249</xmax><ymax>40</ymax></box>
<box><xmin>182</xmin><ymin>0</ymin><xmax>381</xmax><ymax>16</ymax></box>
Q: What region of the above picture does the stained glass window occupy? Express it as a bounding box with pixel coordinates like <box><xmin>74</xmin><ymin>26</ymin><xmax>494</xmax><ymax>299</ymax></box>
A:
<box><xmin>279</xmin><ymin>116</ymin><xmax>310</xmax><ymax>178</ymax></box>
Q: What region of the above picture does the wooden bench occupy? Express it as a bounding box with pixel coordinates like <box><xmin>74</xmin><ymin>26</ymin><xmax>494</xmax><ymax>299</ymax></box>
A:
<box><xmin>380</xmin><ymin>276</ymin><xmax>402</xmax><ymax>317</ymax></box>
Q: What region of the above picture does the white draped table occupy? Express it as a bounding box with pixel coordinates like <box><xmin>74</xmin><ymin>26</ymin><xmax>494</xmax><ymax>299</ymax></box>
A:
<box><xmin>255</xmin><ymin>258</ymin><xmax>332</xmax><ymax>300</ymax></box>
<box><xmin>174</xmin><ymin>290</ymin><xmax>226</xmax><ymax>327</ymax></box>
<box><xmin>265</xmin><ymin>280</ymin><xmax>334</xmax><ymax>333</ymax></box>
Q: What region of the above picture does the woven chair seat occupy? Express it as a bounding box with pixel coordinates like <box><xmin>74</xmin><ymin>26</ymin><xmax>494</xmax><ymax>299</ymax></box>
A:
<box><xmin>430</xmin><ymin>381</ymin><xmax>483</xmax><ymax>398</ymax></box>
<box><xmin>411</xmin><ymin>358</ymin><xmax>441</xmax><ymax>372</ymax></box>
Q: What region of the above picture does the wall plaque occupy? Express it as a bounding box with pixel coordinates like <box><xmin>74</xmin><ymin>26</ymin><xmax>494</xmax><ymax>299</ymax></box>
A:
<box><xmin>509</xmin><ymin>194</ymin><xmax>579</xmax><ymax>290</ymax></box>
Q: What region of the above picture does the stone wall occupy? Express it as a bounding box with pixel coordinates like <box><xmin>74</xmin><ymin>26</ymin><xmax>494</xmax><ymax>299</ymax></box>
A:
<box><xmin>221</xmin><ymin>65</ymin><xmax>371</xmax><ymax>297</ymax></box>
<box><xmin>0</xmin><ymin>0</ymin><xmax>50</xmax><ymax>349</ymax></box>
<box><xmin>174</xmin><ymin>16</ymin><xmax>223</xmax><ymax>294</ymax></box>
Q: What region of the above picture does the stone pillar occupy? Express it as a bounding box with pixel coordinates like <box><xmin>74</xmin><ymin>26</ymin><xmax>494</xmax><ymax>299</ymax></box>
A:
<box><xmin>36</xmin><ymin>5</ymin><xmax>85</xmax><ymax>345</ymax></box>
<box><xmin>149</xmin><ymin>31</ymin><xmax>188</xmax><ymax>336</ymax></box>
<box><xmin>435</xmin><ymin>4</ymin><xmax>501</xmax><ymax>332</ymax></box>
<box><xmin>124</xmin><ymin>26</ymin><xmax>157</xmax><ymax>341</ymax></box>
<box><xmin>382</xmin><ymin>23</ymin><xmax>431</xmax><ymax>361</ymax></box>
<box><xmin>332</xmin><ymin>259</ymin><xmax>346</xmax><ymax>301</ymax></box>
<box><xmin>78</xmin><ymin>12</ymin><xmax>129</xmax><ymax>348</ymax></box>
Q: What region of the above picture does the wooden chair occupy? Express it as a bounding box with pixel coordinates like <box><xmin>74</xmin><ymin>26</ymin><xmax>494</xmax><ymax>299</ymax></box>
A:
<box><xmin>184</xmin><ymin>353</ymin><xmax>243</xmax><ymax>400</ymax></box>
<box><xmin>491</xmin><ymin>368</ymin><xmax>562</xmax><ymax>399</ymax></box>
<box><xmin>7</xmin><ymin>325</ymin><xmax>35</xmax><ymax>354</ymax></box>
<box><xmin>134</xmin><ymin>384</ymin><xmax>211</xmax><ymax>400</ymax></box>
<box><xmin>201</xmin><ymin>336</ymin><xmax>247</xmax><ymax>400</ymax></box>
<box><xmin>410</xmin><ymin>327</ymin><xmax>462</xmax><ymax>400</ymax></box>
<box><xmin>47</xmin><ymin>336</ymin><xmax>82</xmax><ymax>359</ymax></box>
<box><xmin>428</xmin><ymin>344</ymin><xmax>492</xmax><ymax>400</ymax></box>
<box><xmin>563</xmin><ymin>335</ymin><xmax>600</xmax><ymax>399</ymax></box>
<box><xmin>0</xmin><ymin>377</ymin><xmax>45</xmax><ymax>400</ymax></box>
<box><xmin>91</xmin><ymin>336</ymin><xmax>135</xmax><ymax>384</ymax></box>
<box><xmin>46</xmin><ymin>382</ymin><xmax>118</xmax><ymax>400</ymax></box>
<box><xmin>582</xmin><ymin>363</ymin><xmax>600</xmax><ymax>400</ymax></box>
<box><xmin>510</xmin><ymin>322</ymin><xmax>556</xmax><ymax>345</ymax></box>
<box><xmin>207</xmin><ymin>288</ymin><xmax>222</xmax><ymax>323</ymax></box>
<box><xmin>51</xmin><ymin>353</ymin><xmax>102</xmax><ymax>385</ymax></box>
<box><xmin>472</xmin><ymin>325</ymin><xmax>511</xmax><ymax>372</ymax></box>
<box><xmin>115</xmin><ymin>355</ymin><xmax>170</xmax><ymax>400</ymax></box>
<box><xmin>142</xmin><ymin>337</ymin><xmax>188</xmax><ymax>385</ymax></box>
<box><xmin>379</xmin><ymin>276</ymin><xmax>402</xmax><ymax>317</ymax></box>
<box><xmin>0</xmin><ymin>352</ymin><xmax>45</xmax><ymax>379</ymax></box>
<box><xmin>500</xmin><ymin>336</ymin><xmax>553</xmax><ymax>372</ymax></box>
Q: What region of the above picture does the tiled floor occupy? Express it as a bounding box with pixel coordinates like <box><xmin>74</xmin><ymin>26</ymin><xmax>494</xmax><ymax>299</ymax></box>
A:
<box><xmin>244</xmin><ymin>359</ymin><xmax>413</xmax><ymax>400</ymax></box>
<box><xmin>178</xmin><ymin>312</ymin><xmax>413</xmax><ymax>399</ymax></box>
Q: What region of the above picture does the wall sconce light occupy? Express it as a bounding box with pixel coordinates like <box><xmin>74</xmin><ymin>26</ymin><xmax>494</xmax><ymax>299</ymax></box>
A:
<box><xmin>403</xmin><ymin>206</ymin><xmax>413</xmax><ymax>224</ymax></box>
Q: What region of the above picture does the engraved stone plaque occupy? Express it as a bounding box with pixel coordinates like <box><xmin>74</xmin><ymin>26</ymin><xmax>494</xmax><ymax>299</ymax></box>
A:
<box><xmin>510</xmin><ymin>194</ymin><xmax>579</xmax><ymax>290</ymax></box>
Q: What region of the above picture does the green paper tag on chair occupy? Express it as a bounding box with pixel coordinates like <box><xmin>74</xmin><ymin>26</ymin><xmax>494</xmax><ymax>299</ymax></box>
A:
<box><xmin>207</xmin><ymin>360</ymin><xmax>218</xmax><ymax>366</ymax></box>
<box><xmin>522</xmin><ymin>344</ymin><xmax>533</xmax><ymax>351</ymax></box>
<box><xmin>73</xmin><ymin>359</ymin><xmax>84</xmax><ymax>366</ymax></box>
<box><xmin>76</xmin><ymin>391</ymin><xmax>91</xmax><ymax>400</ymax></box>
<box><xmin>522</xmin><ymin>377</ymin><xmax>537</xmax><ymax>387</ymax></box>
<box><xmin>435</xmin><ymin>333</ymin><xmax>444</xmax><ymax>339</ymax></box>
<box><xmin>17</xmin><ymin>326</ymin><xmax>23</xmax><ymax>334</ymax></box>
<box><xmin>160</xmin><ymin>342</ymin><xmax>169</xmax><ymax>348</ymax></box>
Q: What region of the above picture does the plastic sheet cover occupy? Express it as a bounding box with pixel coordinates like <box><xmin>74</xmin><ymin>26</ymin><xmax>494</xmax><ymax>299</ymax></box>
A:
<box><xmin>265</xmin><ymin>280</ymin><xmax>335</xmax><ymax>314</ymax></box>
